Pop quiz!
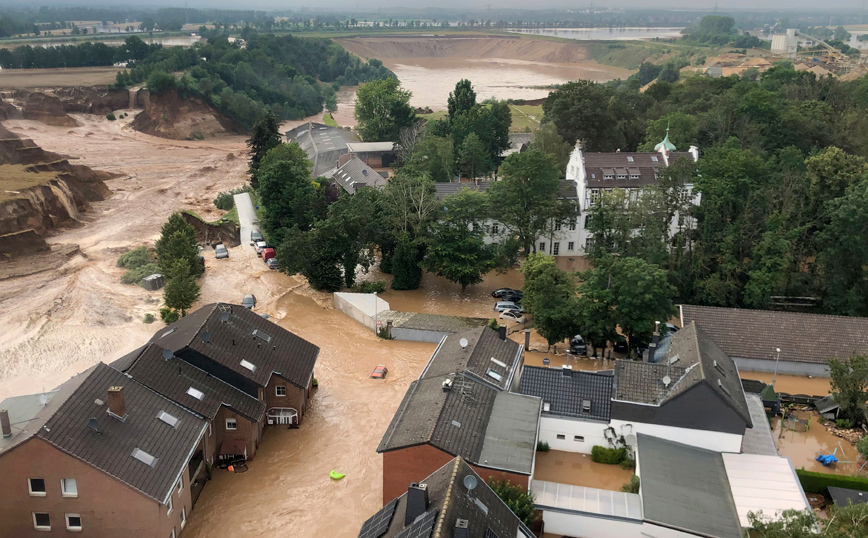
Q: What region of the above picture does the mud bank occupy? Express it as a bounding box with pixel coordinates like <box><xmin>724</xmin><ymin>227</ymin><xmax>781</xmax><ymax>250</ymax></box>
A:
<box><xmin>131</xmin><ymin>89</ymin><xmax>246</xmax><ymax>140</ymax></box>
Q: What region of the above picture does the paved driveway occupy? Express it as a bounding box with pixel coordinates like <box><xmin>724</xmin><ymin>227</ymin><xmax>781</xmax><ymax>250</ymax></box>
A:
<box><xmin>234</xmin><ymin>192</ymin><xmax>257</xmax><ymax>253</ymax></box>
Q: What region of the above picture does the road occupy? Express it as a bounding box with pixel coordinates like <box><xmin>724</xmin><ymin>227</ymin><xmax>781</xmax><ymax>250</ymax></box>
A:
<box><xmin>234</xmin><ymin>192</ymin><xmax>257</xmax><ymax>253</ymax></box>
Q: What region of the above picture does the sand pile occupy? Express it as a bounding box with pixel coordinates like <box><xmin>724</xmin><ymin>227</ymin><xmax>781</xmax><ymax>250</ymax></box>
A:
<box><xmin>22</xmin><ymin>92</ymin><xmax>79</xmax><ymax>127</ymax></box>
<box><xmin>131</xmin><ymin>89</ymin><xmax>246</xmax><ymax>140</ymax></box>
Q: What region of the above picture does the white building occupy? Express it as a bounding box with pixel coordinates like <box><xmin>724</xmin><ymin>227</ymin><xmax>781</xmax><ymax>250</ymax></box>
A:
<box><xmin>565</xmin><ymin>130</ymin><xmax>701</xmax><ymax>255</ymax></box>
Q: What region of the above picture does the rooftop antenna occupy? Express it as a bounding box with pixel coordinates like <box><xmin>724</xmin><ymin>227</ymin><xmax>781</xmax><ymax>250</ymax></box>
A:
<box><xmin>221</xmin><ymin>312</ymin><xmax>230</xmax><ymax>323</ymax></box>
<box><xmin>463</xmin><ymin>474</ymin><xmax>478</xmax><ymax>495</ymax></box>
<box><xmin>162</xmin><ymin>348</ymin><xmax>173</xmax><ymax>361</ymax></box>
<box><xmin>201</xmin><ymin>331</ymin><xmax>211</xmax><ymax>344</ymax></box>
<box><xmin>459</xmin><ymin>338</ymin><xmax>468</xmax><ymax>351</ymax></box>
<box><xmin>87</xmin><ymin>418</ymin><xmax>101</xmax><ymax>435</ymax></box>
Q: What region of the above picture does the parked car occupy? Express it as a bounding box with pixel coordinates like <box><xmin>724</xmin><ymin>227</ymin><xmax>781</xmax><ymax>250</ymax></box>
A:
<box><xmin>266</xmin><ymin>258</ymin><xmax>279</xmax><ymax>270</ymax></box>
<box><xmin>570</xmin><ymin>335</ymin><xmax>588</xmax><ymax>355</ymax></box>
<box><xmin>251</xmin><ymin>230</ymin><xmax>263</xmax><ymax>242</ymax></box>
<box><xmin>494</xmin><ymin>301</ymin><xmax>523</xmax><ymax>313</ymax></box>
<box><xmin>254</xmin><ymin>240</ymin><xmax>267</xmax><ymax>254</ymax></box>
<box><xmin>214</xmin><ymin>244</ymin><xmax>229</xmax><ymax>259</ymax></box>
<box><xmin>665</xmin><ymin>323</ymin><xmax>679</xmax><ymax>334</ymax></box>
<box><xmin>612</xmin><ymin>339</ymin><xmax>629</xmax><ymax>354</ymax></box>
<box><xmin>500</xmin><ymin>291</ymin><xmax>523</xmax><ymax>303</ymax></box>
<box><xmin>261</xmin><ymin>248</ymin><xmax>276</xmax><ymax>262</ymax></box>
<box><xmin>242</xmin><ymin>294</ymin><xmax>256</xmax><ymax>309</ymax></box>
<box><xmin>491</xmin><ymin>288</ymin><xmax>520</xmax><ymax>298</ymax></box>
<box><xmin>499</xmin><ymin>310</ymin><xmax>527</xmax><ymax>323</ymax></box>
<box><xmin>371</xmin><ymin>365</ymin><xmax>388</xmax><ymax>379</ymax></box>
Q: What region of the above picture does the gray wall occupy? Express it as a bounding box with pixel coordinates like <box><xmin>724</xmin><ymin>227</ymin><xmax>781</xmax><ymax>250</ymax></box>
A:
<box><xmin>390</xmin><ymin>328</ymin><xmax>450</xmax><ymax>343</ymax></box>
<box><xmin>733</xmin><ymin>357</ymin><xmax>829</xmax><ymax>378</ymax></box>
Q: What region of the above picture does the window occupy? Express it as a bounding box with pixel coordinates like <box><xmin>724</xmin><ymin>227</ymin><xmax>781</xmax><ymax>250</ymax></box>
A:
<box><xmin>574</xmin><ymin>436</ymin><xmax>585</xmax><ymax>442</ymax></box>
<box><xmin>33</xmin><ymin>512</ymin><xmax>50</xmax><ymax>530</ymax></box>
<box><xmin>486</xmin><ymin>369</ymin><xmax>503</xmax><ymax>382</ymax></box>
<box><xmin>61</xmin><ymin>478</ymin><xmax>78</xmax><ymax>498</ymax></box>
<box><xmin>617</xmin><ymin>174</ymin><xmax>626</xmax><ymax>180</ymax></box>
<box><xmin>651</xmin><ymin>156</ymin><xmax>659</xmax><ymax>162</ymax></box>
<box><xmin>167</xmin><ymin>495</ymin><xmax>173</xmax><ymax>517</ymax></box>
<box><xmin>568</xmin><ymin>220</ymin><xmax>576</xmax><ymax>231</ymax></box>
<box><xmin>630</xmin><ymin>174</ymin><xmax>640</xmax><ymax>179</ymax></box>
<box><xmin>491</xmin><ymin>223</ymin><xmax>499</xmax><ymax>234</ymax></box>
<box><xmin>208</xmin><ymin>422</ymin><xmax>213</xmax><ymax>437</ymax></box>
<box><xmin>585</xmin><ymin>237</ymin><xmax>594</xmax><ymax>250</ymax></box>
<box><xmin>240</xmin><ymin>359</ymin><xmax>257</xmax><ymax>372</ymax></box>
<box><xmin>170</xmin><ymin>529</ymin><xmax>176</xmax><ymax>538</ymax></box>
<box><xmin>66</xmin><ymin>513</ymin><xmax>82</xmax><ymax>532</ymax></box>
<box><xmin>554</xmin><ymin>222</ymin><xmax>562</xmax><ymax>231</ymax></box>
<box><xmin>275</xmin><ymin>386</ymin><xmax>286</xmax><ymax>397</ymax></box>
<box><xmin>187</xmin><ymin>387</ymin><xmax>204</xmax><ymax>400</ymax></box>
<box><xmin>157</xmin><ymin>411</ymin><xmax>180</xmax><ymax>428</ymax></box>
<box><xmin>539</xmin><ymin>242</ymin><xmax>545</xmax><ymax>253</ymax></box>
<box><xmin>584</xmin><ymin>215</ymin><xmax>592</xmax><ymax>229</ymax></box>
<box><xmin>180</xmin><ymin>507</ymin><xmax>187</xmax><ymax>529</ymax></box>
<box><xmin>568</xmin><ymin>242</ymin><xmax>575</xmax><ymax>251</ymax></box>
<box><xmin>604</xmin><ymin>174</ymin><xmax>613</xmax><ymax>180</ymax></box>
<box><xmin>28</xmin><ymin>478</ymin><xmax>46</xmax><ymax>496</ymax></box>
<box><xmin>225</xmin><ymin>418</ymin><xmax>237</xmax><ymax>431</ymax></box>
<box><xmin>589</xmin><ymin>189</ymin><xmax>600</xmax><ymax>206</ymax></box>
<box><xmin>177</xmin><ymin>477</ymin><xmax>183</xmax><ymax>495</ymax></box>
<box><xmin>553</xmin><ymin>242</ymin><xmax>560</xmax><ymax>256</ymax></box>
<box><xmin>556</xmin><ymin>434</ymin><xmax>566</xmax><ymax>440</ymax></box>
<box><xmin>627</xmin><ymin>156</ymin><xmax>634</xmax><ymax>163</ymax></box>
<box><xmin>131</xmin><ymin>447</ymin><xmax>157</xmax><ymax>468</ymax></box>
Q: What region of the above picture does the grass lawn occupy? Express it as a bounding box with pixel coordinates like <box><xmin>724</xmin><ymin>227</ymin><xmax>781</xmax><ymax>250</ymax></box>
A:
<box><xmin>509</xmin><ymin>104</ymin><xmax>543</xmax><ymax>132</ymax></box>
<box><xmin>418</xmin><ymin>110</ymin><xmax>448</xmax><ymax>123</ymax></box>
<box><xmin>0</xmin><ymin>165</ymin><xmax>59</xmax><ymax>202</ymax></box>
<box><xmin>323</xmin><ymin>113</ymin><xmax>339</xmax><ymax>127</ymax></box>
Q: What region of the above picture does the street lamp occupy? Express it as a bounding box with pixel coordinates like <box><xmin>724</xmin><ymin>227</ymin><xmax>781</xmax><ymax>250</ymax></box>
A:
<box><xmin>772</xmin><ymin>347</ymin><xmax>781</xmax><ymax>388</ymax></box>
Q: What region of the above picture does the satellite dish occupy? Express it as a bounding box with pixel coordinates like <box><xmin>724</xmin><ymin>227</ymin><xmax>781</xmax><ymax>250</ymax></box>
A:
<box><xmin>162</xmin><ymin>348</ymin><xmax>174</xmax><ymax>361</ymax></box>
<box><xmin>38</xmin><ymin>394</ymin><xmax>48</xmax><ymax>406</ymax></box>
<box><xmin>543</xmin><ymin>357</ymin><xmax>550</xmax><ymax>366</ymax></box>
<box><xmin>87</xmin><ymin>418</ymin><xmax>100</xmax><ymax>433</ymax></box>
<box><xmin>463</xmin><ymin>474</ymin><xmax>478</xmax><ymax>492</ymax></box>
<box><xmin>459</xmin><ymin>338</ymin><xmax>468</xmax><ymax>350</ymax></box>
<box><xmin>201</xmin><ymin>331</ymin><xmax>211</xmax><ymax>343</ymax></box>
<box><xmin>625</xmin><ymin>433</ymin><xmax>637</xmax><ymax>446</ymax></box>
<box><xmin>221</xmin><ymin>312</ymin><xmax>230</xmax><ymax>323</ymax></box>
<box><xmin>661</xmin><ymin>375</ymin><xmax>672</xmax><ymax>387</ymax></box>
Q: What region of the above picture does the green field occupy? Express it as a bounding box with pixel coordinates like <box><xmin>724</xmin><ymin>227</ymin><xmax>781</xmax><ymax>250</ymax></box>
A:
<box><xmin>0</xmin><ymin>165</ymin><xmax>59</xmax><ymax>202</ymax></box>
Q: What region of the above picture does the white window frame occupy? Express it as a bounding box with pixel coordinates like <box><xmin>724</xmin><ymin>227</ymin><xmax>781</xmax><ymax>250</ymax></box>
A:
<box><xmin>539</xmin><ymin>242</ymin><xmax>545</xmax><ymax>253</ymax></box>
<box><xmin>66</xmin><ymin>513</ymin><xmax>82</xmax><ymax>532</ymax></box>
<box><xmin>225</xmin><ymin>418</ymin><xmax>237</xmax><ymax>431</ymax></box>
<box><xmin>553</xmin><ymin>242</ymin><xmax>560</xmax><ymax>256</ymax></box>
<box><xmin>275</xmin><ymin>385</ymin><xmax>287</xmax><ymax>397</ymax></box>
<box><xmin>574</xmin><ymin>436</ymin><xmax>585</xmax><ymax>442</ymax></box>
<box><xmin>556</xmin><ymin>434</ymin><xmax>566</xmax><ymax>440</ymax></box>
<box><xmin>177</xmin><ymin>476</ymin><xmax>183</xmax><ymax>495</ymax></box>
<box><xmin>181</xmin><ymin>507</ymin><xmax>187</xmax><ymax>529</ymax></box>
<box><xmin>568</xmin><ymin>242</ymin><xmax>575</xmax><ymax>251</ymax></box>
<box><xmin>33</xmin><ymin>512</ymin><xmax>51</xmax><ymax>531</ymax></box>
<box><xmin>208</xmin><ymin>421</ymin><xmax>213</xmax><ymax>437</ymax></box>
<box><xmin>28</xmin><ymin>478</ymin><xmax>47</xmax><ymax>497</ymax></box>
<box><xmin>167</xmin><ymin>495</ymin><xmax>173</xmax><ymax>517</ymax></box>
<box><xmin>61</xmin><ymin>478</ymin><xmax>78</xmax><ymax>498</ymax></box>
<box><xmin>568</xmin><ymin>221</ymin><xmax>576</xmax><ymax>231</ymax></box>
<box><xmin>554</xmin><ymin>221</ymin><xmax>562</xmax><ymax>231</ymax></box>
<box><xmin>491</xmin><ymin>223</ymin><xmax>499</xmax><ymax>234</ymax></box>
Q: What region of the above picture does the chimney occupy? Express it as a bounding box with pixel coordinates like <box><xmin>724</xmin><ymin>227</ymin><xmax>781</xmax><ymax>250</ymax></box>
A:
<box><xmin>498</xmin><ymin>326</ymin><xmax>507</xmax><ymax>341</ymax></box>
<box><xmin>646</xmin><ymin>321</ymin><xmax>661</xmax><ymax>364</ymax></box>
<box><xmin>405</xmin><ymin>483</ymin><xmax>429</xmax><ymax>526</ymax></box>
<box><xmin>562</xmin><ymin>365</ymin><xmax>572</xmax><ymax>377</ymax></box>
<box><xmin>107</xmin><ymin>386</ymin><xmax>126</xmax><ymax>420</ymax></box>
<box><xmin>689</xmin><ymin>145</ymin><xmax>700</xmax><ymax>162</ymax></box>
<box><xmin>453</xmin><ymin>519</ymin><xmax>470</xmax><ymax>538</ymax></box>
<box><xmin>1</xmin><ymin>409</ymin><xmax>11</xmax><ymax>438</ymax></box>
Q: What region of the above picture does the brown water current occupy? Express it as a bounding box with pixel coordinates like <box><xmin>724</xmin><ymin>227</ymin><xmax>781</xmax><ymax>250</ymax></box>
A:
<box><xmin>772</xmin><ymin>412</ymin><xmax>866</xmax><ymax>476</ymax></box>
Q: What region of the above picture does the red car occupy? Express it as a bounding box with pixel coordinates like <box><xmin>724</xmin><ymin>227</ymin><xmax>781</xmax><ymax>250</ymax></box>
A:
<box><xmin>261</xmin><ymin>248</ymin><xmax>276</xmax><ymax>262</ymax></box>
<box><xmin>371</xmin><ymin>365</ymin><xmax>388</xmax><ymax>379</ymax></box>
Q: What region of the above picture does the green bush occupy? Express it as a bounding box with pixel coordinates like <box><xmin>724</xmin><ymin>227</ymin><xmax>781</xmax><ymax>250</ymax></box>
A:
<box><xmin>160</xmin><ymin>307</ymin><xmax>179</xmax><ymax>324</ymax></box>
<box><xmin>621</xmin><ymin>475</ymin><xmax>640</xmax><ymax>493</ymax></box>
<box><xmin>106</xmin><ymin>112</ymin><xmax>116</xmax><ymax>121</ymax></box>
<box><xmin>620</xmin><ymin>458</ymin><xmax>636</xmax><ymax>470</ymax></box>
<box><xmin>354</xmin><ymin>281</ymin><xmax>387</xmax><ymax>294</ymax></box>
<box><xmin>121</xmin><ymin>263</ymin><xmax>161</xmax><ymax>284</ymax></box>
<box><xmin>591</xmin><ymin>445</ymin><xmax>627</xmax><ymax>465</ymax></box>
<box><xmin>537</xmin><ymin>441</ymin><xmax>550</xmax><ymax>452</ymax></box>
<box><xmin>837</xmin><ymin>418</ymin><xmax>855</xmax><ymax>429</ymax></box>
<box><xmin>147</xmin><ymin>70</ymin><xmax>176</xmax><ymax>94</ymax></box>
<box><xmin>213</xmin><ymin>185</ymin><xmax>253</xmax><ymax>211</ymax></box>
<box><xmin>117</xmin><ymin>246</ymin><xmax>153</xmax><ymax>268</ymax></box>
<box><xmin>312</xmin><ymin>378</ymin><xmax>319</xmax><ymax>388</ymax></box>
<box><xmin>488</xmin><ymin>318</ymin><xmax>500</xmax><ymax>331</ymax></box>
<box><xmin>143</xmin><ymin>313</ymin><xmax>156</xmax><ymax>324</ymax></box>
<box><xmin>796</xmin><ymin>469</ymin><xmax>868</xmax><ymax>494</ymax></box>
<box><xmin>190</xmin><ymin>129</ymin><xmax>205</xmax><ymax>140</ymax></box>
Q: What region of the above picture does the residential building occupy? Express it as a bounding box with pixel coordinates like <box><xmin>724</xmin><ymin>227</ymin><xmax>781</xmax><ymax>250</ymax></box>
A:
<box><xmin>566</xmin><ymin>130</ymin><xmax>701</xmax><ymax>255</ymax></box>
<box><xmin>345</xmin><ymin>141</ymin><xmax>397</xmax><ymax>169</ymax></box>
<box><xmin>680</xmin><ymin>304</ymin><xmax>868</xmax><ymax>376</ymax></box>
<box><xmin>377</xmin><ymin>327</ymin><xmax>541</xmax><ymax>504</ymax></box>
<box><xmin>359</xmin><ymin>456</ymin><xmax>534</xmax><ymax>538</ymax></box>
<box><xmin>328</xmin><ymin>154</ymin><xmax>388</xmax><ymax>194</ymax></box>
<box><xmin>285</xmin><ymin>122</ymin><xmax>359</xmax><ymax>178</ymax></box>
<box><xmin>0</xmin><ymin>363</ymin><xmax>206</xmax><ymax>538</ymax></box>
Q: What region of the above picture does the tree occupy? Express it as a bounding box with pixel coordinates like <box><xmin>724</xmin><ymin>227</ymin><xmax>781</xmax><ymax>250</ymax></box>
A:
<box><xmin>489</xmin><ymin>479</ymin><xmax>537</xmax><ymax>528</ymax></box>
<box><xmin>828</xmin><ymin>355</ymin><xmax>868</xmax><ymax>424</ymax></box>
<box><xmin>531</xmin><ymin>122</ymin><xmax>572</xmax><ymax>174</ymax></box>
<box><xmin>487</xmin><ymin>149</ymin><xmax>565</xmax><ymax>254</ymax></box>
<box><xmin>247</xmin><ymin>111</ymin><xmax>282</xmax><ymax>189</ymax></box>
<box><xmin>354</xmin><ymin>77</ymin><xmax>416</xmax><ymax>142</ymax></box>
<box><xmin>406</xmin><ymin>135</ymin><xmax>454</xmax><ymax>182</ymax></box>
<box><xmin>155</xmin><ymin>213</ymin><xmax>201</xmax><ymax>277</ymax></box>
<box><xmin>521</xmin><ymin>253</ymin><xmax>579</xmax><ymax>350</ymax></box>
<box><xmin>163</xmin><ymin>259</ymin><xmax>201</xmax><ymax>317</ymax></box>
<box><xmin>382</xmin><ymin>171</ymin><xmax>440</xmax><ymax>290</ymax></box>
<box><xmin>257</xmin><ymin>143</ymin><xmax>324</xmax><ymax>245</ymax></box>
<box><xmin>391</xmin><ymin>233</ymin><xmax>423</xmax><ymax>290</ymax></box>
<box><xmin>146</xmin><ymin>70</ymin><xmax>176</xmax><ymax>94</ymax></box>
<box><xmin>818</xmin><ymin>180</ymin><xmax>868</xmax><ymax>316</ymax></box>
<box><xmin>426</xmin><ymin>189</ymin><xmax>498</xmax><ymax>291</ymax></box>
<box><xmin>277</xmin><ymin>225</ymin><xmax>344</xmax><ymax>292</ymax></box>
<box><xmin>457</xmin><ymin>132</ymin><xmax>489</xmax><ymax>179</ymax></box>
<box><xmin>583</xmin><ymin>189</ymin><xmax>633</xmax><ymax>261</ymax></box>
<box><xmin>542</xmin><ymin>80</ymin><xmax>622</xmax><ymax>151</ymax></box>
<box><xmin>750</xmin><ymin>505</ymin><xmax>868</xmax><ymax>537</ymax></box>
<box><xmin>447</xmin><ymin>79</ymin><xmax>476</xmax><ymax>123</ymax></box>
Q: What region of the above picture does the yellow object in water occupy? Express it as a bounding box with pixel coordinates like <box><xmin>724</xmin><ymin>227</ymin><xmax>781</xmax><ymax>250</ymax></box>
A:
<box><xmin>330</xmin><ymin>470</ymin><xmax>345</xmax><ymax>480</ymax></box>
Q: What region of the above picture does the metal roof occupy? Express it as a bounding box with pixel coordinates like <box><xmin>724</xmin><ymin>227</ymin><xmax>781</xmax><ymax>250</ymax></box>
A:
<box><xmin>681</xmin><ymin>304</ymin><xmax>868</xmax><ymax>366</ymax></box>
<box><xmin>347</xmin><ymin>141</ymin><xmax>396</xmax><ymax>153</ymax></box>
<box><xmin>520</xmin><ymin>365</ymin><xmax>613</xmax><ymax>421</ymax></box>
<box><xmin>114</xmin><ymin>343</ymin><xmax>266</xmax><ymax>422</ymax></box>
<box><xmin>421</xmin><ymin>327</ymin><xmax>522</xmax><ymax>391</ymax></box>
<box><xmin>151</xmin><ymin>303</ymin><xmax>320</xmax><ymax>389</ymax></box>
<box><xmin>638</xmin><ymin>434</ymin><xmax>742</xmax><ymax>538</ymax></box>
<box><xmin>532</xmin><ymin>480</ymin><xmax>642</xmax><ymax>520</ymax></box>
<box><xmin>478</xmin><ymin>391</ymin><xmax>540</xmax><ymax>473</ymax></box>
<box><xmin>722</xmin><ymin>452</ymin><xmax>811</xmax><ymax>527</ymax></box>
<box><xmin>37</xmin><ymin>363</ymin><xmax>207</xmax><ymax>504</ymax></box>
<box><xmin>828</xmin><ymin>486</ymin><xmax>868</xmax><ymax>507</ymax></box>
<box><xmin>741</xmin><ymin>394</ymin><xmax>778</xmax><ymax>456</ymax></box>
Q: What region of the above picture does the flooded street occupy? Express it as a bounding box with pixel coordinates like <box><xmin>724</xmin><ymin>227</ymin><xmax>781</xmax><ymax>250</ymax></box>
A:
<box><xmin>772</xmin><ymin>413</ymin><xmax>866</xmax><ymax>476</ymax></box>
<box><xmin>739</xmin><ymin>371</ymin><xmax>831</xmax><ymax>396</ymax></box>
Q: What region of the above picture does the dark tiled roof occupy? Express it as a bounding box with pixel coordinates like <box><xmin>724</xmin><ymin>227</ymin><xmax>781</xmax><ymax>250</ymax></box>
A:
<box><xmin>372</xmin><ymin>457</ymin><xmax>532</xmax><ymax>538</ymax></box>
<box><xmin>151</xmin><ymin>303</ymin><xmax>320</xmax><ymax>389</ymax></box>
<box><xmin>37</xmin><ymin>363</ymin><xmax>207</xmax><ymax>504</ymax></box>
<box><xmin>377</xmin><ymin>374</ymin><xmax>539</xmax><ymax>474</ymax></box>
<box><xmin>421</xmin><ymin>327</ymin><xmax>522</xmax><ymax>391</ymax></box>
<box><xmin>584</xmin><ymin>152</ymin><xmax>693</xmax><ymax>188</ymax></box>
<box><xmin>614</xmin><ymin>322</ymin><xmax>752</xmax><ymax>427</ymax></box>
<box><xmin>520</xmin><ymin>365</ymin><xmax>613</xmax><ymax>421</ymax></box>
<box><xmin>558</xmin><ymin>180</ymin><xmax>579</xmax><ymax>199</ymax></box>
<box><xmin>681</xmin><ymin>304</ymin><xmax>868</xmax><ymax>366</ymax></box>
<box><xmin>332</xmin><ymin>155</ymin><xmax>387</xmax><ymax>194</ymax></box>
<box><xmin>434</xmin><ymin>181</ymin><xmax>489</xmax><ymax>201</ymax></box>
<box><xmin>638</xmin><ymin>434</ymin><xmax>742</xmax><ymax>538</ymax></box>
<box><xmin>115</xmin><ymin>343</ymin><xmax>266</xmax><ymax>422</ymax></box>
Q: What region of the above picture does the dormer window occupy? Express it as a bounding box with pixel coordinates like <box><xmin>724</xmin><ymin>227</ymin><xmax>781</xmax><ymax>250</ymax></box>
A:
<box><xmin>626</xmin><ymin>156</ymin><xmax>634</xmax><ymax>163</ymax></box>
<box><xmin>604</xmin><ymin>174</ymin><xmax>613</xmax><ymax>180</ymax></box>
<box><xmin>617</xmin><ymin>174</ymin><xmax>626</xmax><ymax>180</ymax></box>
<box><xmin>630</xmin><ymin>174</ymin><xmax>639</xmax><ymax>179</ymax></box>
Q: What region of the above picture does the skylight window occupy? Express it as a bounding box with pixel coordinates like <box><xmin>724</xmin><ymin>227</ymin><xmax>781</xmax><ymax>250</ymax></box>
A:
<box><xmin>186</xmin><ymin>387</ymin><xmax>205</xmax><ymax>400</ymax></box>
<box><xmin>131</xmin><ymin>448</ymin><xmax>157</xmax><ymax>467</ymax></box>
<box><xmin>156</xmin><ymin>411</ymin><xmax>179</xmax><ymax>428</ymax></box>
<box><xmin>240</xmin><ymin>359</ymin><xmax>257</xmax><ymax>372</ymax></box>
<box><xmin>627</xmin><ymin>156</ymin><xmax>634</xmax><ymax>163</ymax></box>
<box><xmin>486</xmin><ymin>369</ymin><xmax>503</xmax><ymax>382</ymax></box>
<box><xmin>160</xmin><ymin>328</ymin><xmax>176</xmax><ymax>339</ymax></box>
<box><xmin>651</xmin><ymin>156</ymin><xmax>659</xmax><ymax>162</ymax></box>
<box><xmin>251</xmin><ymin>329</ymin><xmax>272</xmax><ymax>343</ymax></box>
<box><xmin>490</xmin><ymin>357</ymin><xmax>507</xmax><ymax>368</ymax></box>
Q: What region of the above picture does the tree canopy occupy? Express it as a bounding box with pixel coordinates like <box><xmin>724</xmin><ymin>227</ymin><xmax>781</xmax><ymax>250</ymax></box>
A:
<box><xmin>354</xmin><ymin>77</ymin><xmax>416</xmax><ymax>142</ymax></box>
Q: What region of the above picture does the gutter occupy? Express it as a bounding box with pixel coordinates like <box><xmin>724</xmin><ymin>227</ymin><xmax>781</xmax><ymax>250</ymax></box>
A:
<box><xmin>162</xmin><ymin>420</ymin><xmax>209</xmax><ymax>506</ymax></box>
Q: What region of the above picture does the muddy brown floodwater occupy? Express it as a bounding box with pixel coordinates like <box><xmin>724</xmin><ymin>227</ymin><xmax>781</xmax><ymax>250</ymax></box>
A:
<box><xmin>739</xmin><ymin>371</ymin><xmax>831</xmax><ymax>396</ymax></box>
<box><xmin>772</xmin><ymin>412</ymin><xmax>867</xmax><ymax>476</ymax></box>
<box><xmin>533</xmin><ymin>449</ymin><xmax>634</xmax><ymax>492</ymax></box>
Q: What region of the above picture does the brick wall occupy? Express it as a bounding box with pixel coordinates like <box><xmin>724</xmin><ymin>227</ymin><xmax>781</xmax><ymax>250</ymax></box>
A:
<box><xmin>213</xmin><ymin>406</ymin><xmax>258</xmax><ymax>460</ymax></box>
<box><xmin>264</xmin><ymin>374</ymin><xmax>310</xmax><ymax>424</ymax></box>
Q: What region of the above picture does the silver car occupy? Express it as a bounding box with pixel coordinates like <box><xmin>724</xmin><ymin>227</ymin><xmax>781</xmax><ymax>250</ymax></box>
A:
<box><xmin>494</xmin><ymin>301</ymin><xmax>521</xmax><ymax>312</ymax></box>
<box><xmin>215</xmin><ymin>244</ymin><xmax>229</xmax><ymax>259</ymax></box>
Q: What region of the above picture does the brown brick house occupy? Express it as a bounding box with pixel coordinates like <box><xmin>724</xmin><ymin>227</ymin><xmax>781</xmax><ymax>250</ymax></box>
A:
<box><xmin>377</xmin><ymin>327</ymin><xmax>541</xmax><ymax>504</ymax></box>
<box><xmin>0</xmin><ymin>363</ymin><xmax>207</xmax><ymax>538</ymax></box>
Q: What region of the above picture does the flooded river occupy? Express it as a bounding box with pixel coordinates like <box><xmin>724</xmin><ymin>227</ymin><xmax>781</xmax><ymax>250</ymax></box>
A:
<box><xmin>509</xmin><ymin>27</ymin><xmax>685</xmax><ymax>41</ymax></box>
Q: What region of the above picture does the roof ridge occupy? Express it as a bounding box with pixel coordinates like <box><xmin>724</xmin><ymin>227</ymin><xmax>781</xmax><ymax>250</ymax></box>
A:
<box><xmin>432</xmin><ymin>457</ymin><xmax>461</xmax><ymax>538</ymax></box>
<box><xmin>683</xmin><ymin>303</ymin><xmax>868</xmax><ymax>323</ymax></box>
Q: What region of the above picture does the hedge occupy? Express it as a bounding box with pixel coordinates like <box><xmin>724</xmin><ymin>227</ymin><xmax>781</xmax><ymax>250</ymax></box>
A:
<box><xmin>796</xmin><ymin>469</ymin><xmax>868</xmax><ymax>494</ymax></box>
<box><xmin>592</xmin><ymin>445</ymin><xmax>627</xmax><ymax>465</ymax></box>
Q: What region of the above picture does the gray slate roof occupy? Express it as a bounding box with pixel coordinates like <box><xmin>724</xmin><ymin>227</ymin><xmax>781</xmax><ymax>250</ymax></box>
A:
<box><xmin>331</xmin><ymin>155</ymin><xmax>387</xmax><ymax>194</ymax></box>
<box><xmin>377</xmin><ymin>373</ymin><xmax>539</xmax><ymax>474</ymax></box>
<box><xmin>285</xmin><ymin>122</ymin><xmax>359</xmax><ymax>178</ymax></box>
<box><xmin>421</xmin><ymin>327</ymin><xmax>522</xmax><ymax>391</ymax></box>
<box><xmin>151</xmin><ymin>303</ymin><xmax>320</xmax><ymax>389</ymax></box>
<box><xmin>113</xmin><ymin>343</ymin><xmax>266</xmax><ymax>422</ymax></box>
<box><xmin>638</xmin><ymin>434</ymin><xmax>742</xmax><ymax>538</ymax></box>
<box><xmin>37</xmin><ymin>363</ymin><xmax>207</xmax><ymax>504</ymax></box>
<box><xmin>681</xmin><ymin>304</ymin><xmax>868</xmax><ymax>366</ymax></box>
<box><xmin>365</xmin><ymin>457</ymin><xmax>533</xmax><ymax>538</ymax></box>
<box><xmin>583</xmin><ymin>151</ymin><xmax>693</xmax><ymax>188</ymax></box>
<box><xmin>614</xmin><ymin>322</ymin><xmax>752</xmax><ymax>427</ymax></box>
<box><xmin>520</xmin><ymin>365</ymin><xmax>613</xmax><ymax>421</ymax></box>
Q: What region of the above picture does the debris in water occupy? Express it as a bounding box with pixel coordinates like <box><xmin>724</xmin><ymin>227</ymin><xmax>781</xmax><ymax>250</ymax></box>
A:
<box><xmin>330</xmin><ymin>470</ymin><xmax>345</xmax><ymax>480</ymax></box>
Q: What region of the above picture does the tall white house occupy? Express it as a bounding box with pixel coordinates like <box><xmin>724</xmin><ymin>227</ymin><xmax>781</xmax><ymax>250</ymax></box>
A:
<box><xmin>566</xmin><ymin>131</ymin><xmax>701</xmax><ymax>255</ymax></box>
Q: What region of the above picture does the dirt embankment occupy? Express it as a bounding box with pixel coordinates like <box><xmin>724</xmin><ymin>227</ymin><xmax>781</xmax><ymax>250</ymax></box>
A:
<box><xmin>131</xmin><ymin>89</ymin><xmax>246</xmax><ymax>140</ymax></box>
<box><xmin>337</xmin><ymin>35</ymin><xmax>593</xmax><ymax>63</ymax></box>
<box><xmin>23</xmin><ymin>92</ymin><xmax>79</xmax><ymax>127</ymax></box>
<box><xmin>182</xmin><ymin>211</ymin><xmax>240</xmax><ymax>247</ymax></box>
